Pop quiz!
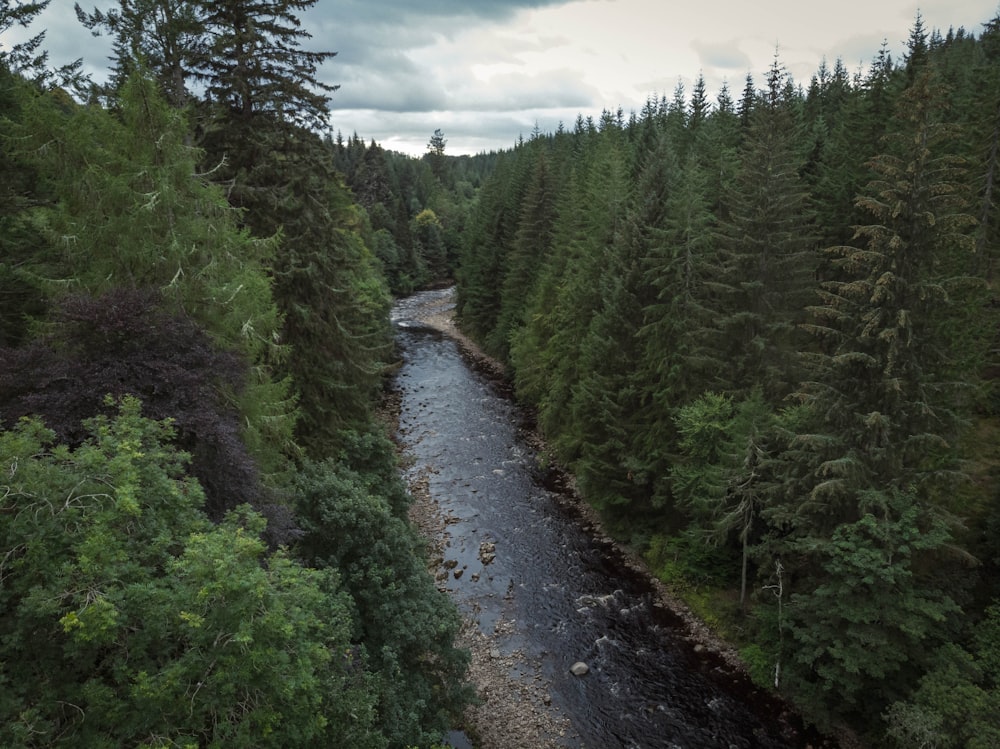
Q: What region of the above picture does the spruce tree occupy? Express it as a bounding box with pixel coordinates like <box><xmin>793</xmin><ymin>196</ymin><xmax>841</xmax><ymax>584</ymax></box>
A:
<box><xmin>533</xmin><ymin>127</ymin><xmax>631</xmax><ymax>457</ymax></box>
<box><xmin>568</xmin><ymin>135</ymin><xmax>671</xmax><ymax>513</ymax></box>
<box><xmin>490</xmin><ymin>144</ymin><xmax>556</xmax><ymax>359</ymax></box>
<box><xmin>635</xmin><ymin>139</ymin><xmax>720</xmax><ymax>509</ymax></box>
<box><xmin>762</xmin><ymin>68</ymin><xmax>984</xmax><ymax>728</ymax></box>
<box><xmin>75</xmin><ymin>0</ymin><xmax>204</xmax><ymax>106</ymax></box>
<box><xmin>712</xmin><ymin>57</ymin><xmax>817</xmax><ymax>401</ymax></box>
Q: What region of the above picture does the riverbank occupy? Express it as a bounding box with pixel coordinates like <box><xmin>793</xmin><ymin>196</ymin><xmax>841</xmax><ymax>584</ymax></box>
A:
<box><xmin>393</xmin><ymin>287</ymin><xmax>833</xmax><ymax>749</ymax></box>
<box><xmin>405</xmin><ymin>465</ymin><xmax>576</xmax><ymax>749</ymax></box>
<box><xmin>407</xmin><ymin>288</ymin><xmax>748</xmax><ymax>672</ymax></box>
<box><xmin>391</xmin><ymin>289</ymin><xmax>574</xmax><ymax>748</ymax></box>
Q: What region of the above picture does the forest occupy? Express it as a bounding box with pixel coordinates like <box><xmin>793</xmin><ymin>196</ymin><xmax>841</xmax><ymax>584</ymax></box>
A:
<box><xmin>5</xmin><ymin>0</ymin><xmax>1000</xmax><ymax>746</ymax></box>
<box><xmin>0</xmin><ymin>1</ymin><xmax>482</xmax><ymax>747</ymax></box>
<box><xmin>455</xmin><ymin>10</ymin><xmax>1000</xmax><ymax>747</ymax></box>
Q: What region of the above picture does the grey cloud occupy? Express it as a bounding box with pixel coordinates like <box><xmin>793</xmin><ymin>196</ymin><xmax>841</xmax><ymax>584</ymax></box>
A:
<box><xmin>692</xmin><ymin>39</ymin><xmax>751</xmax><ymax>70</ymax></box>
<box><xmin>331</xmin><ymin>62</ymin><xmax>597</xmax><ymax>114</ymax></box>
<box><xmin>458</xmin><ymin>69</ymin><xmax>600</xmax><ymax>111</ymax></box>
<box><xmin>334</xmin><ymin>61</ymin><xmax>449</xmax><ymax>111</ymax></box>
<box><xmin>308</xmin><ymin>0</ymin><xmax>572</xmax><ymax>28</ymax></box>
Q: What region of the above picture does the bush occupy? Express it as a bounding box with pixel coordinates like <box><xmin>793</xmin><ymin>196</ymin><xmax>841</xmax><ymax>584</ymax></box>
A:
<box><xmin>0</xmin><ymin>398</ymin><xmax>382</xmax><ymax>748</ymax></box>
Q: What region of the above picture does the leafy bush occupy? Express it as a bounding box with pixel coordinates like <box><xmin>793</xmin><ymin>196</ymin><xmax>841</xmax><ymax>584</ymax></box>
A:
<box><xmin>0</xmin><ymin>398</ymin><xmax>383</xmax><ymax>748</ymax></box>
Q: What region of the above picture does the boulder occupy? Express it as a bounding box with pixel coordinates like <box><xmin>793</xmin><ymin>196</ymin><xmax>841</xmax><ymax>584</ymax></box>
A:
<box><xmin>570</xmin><ymin>661</ymin><xmax>589</xmax><ymax>677</ymax></box>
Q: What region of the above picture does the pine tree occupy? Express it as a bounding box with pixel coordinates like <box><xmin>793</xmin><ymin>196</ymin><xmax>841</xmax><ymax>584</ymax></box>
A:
<box><xmin>490</xmin><ymin>144</ymin><xmax>556</xmax><ymax>359</ymax></box>
<box><xmin>75</xmin><ymin>0</ymin><xmax>204</xmax><ymax>106</ymax></box>
<box><xmin>712</xmin><ymin>57</ymin><xmax>817</xmax><ymax>401</ymax></box>
<box><xmin>761</xmin><ymin>68</ymin><xmax>984</xmax><ymax>729</ymax></box>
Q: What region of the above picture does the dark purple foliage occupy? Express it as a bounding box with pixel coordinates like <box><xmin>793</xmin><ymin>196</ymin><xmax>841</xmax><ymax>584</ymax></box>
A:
<box><xmin>0</xmin><ymin>288</ymin><xmax>261</xmax><ymax>521</ymax></box>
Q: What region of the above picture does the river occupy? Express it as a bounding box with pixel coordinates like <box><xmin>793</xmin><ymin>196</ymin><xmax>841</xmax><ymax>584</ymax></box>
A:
<box><xmin>391</xmin><ymin>288</ymin><xmax>817</xmax><ymax>749</ymax></box>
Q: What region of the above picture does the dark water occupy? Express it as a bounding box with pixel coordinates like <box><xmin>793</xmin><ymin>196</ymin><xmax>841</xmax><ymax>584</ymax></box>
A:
<box><xmin>392</xmin><ymin>288</ymin><xmax>813</xmax><ymax>749</ymax></box>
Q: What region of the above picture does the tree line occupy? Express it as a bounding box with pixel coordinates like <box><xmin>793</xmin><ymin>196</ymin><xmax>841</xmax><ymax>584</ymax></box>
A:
<box><xmin>0</xmin><ymin>1</ymin><xmax>472</xmax><ymax>747</ymax></box>
<box><xmin>330</xmin><ymin>130</ymin><xmax>496</xmax><ymax>295</ymax></box>
<box><xmin>456</xmin><ymin>13</ymin><xmax>1000</xmax><ymax>746</ymax></box>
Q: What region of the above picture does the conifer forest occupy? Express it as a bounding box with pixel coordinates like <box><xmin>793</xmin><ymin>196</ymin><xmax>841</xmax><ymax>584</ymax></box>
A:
<box><xmin>2</xmin><ymin>0</ymin><xmax>1000</xmax><ymax>747</ymax></box>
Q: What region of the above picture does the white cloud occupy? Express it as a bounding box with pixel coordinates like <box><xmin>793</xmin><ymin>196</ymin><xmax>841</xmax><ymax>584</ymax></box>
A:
<box><xmin>5</xmin><ymin>0</ymin><xmax>999</xmax><ymax>155</ymax></box>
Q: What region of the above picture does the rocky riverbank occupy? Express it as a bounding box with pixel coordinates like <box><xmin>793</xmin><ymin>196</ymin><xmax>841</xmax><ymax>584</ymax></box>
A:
<box><xmin>405</xmin><ymin>288</ymin><xmax>748</xmax><ymax>671</ymax></box>
<box><xmin>392</xmin><ymin>287</ymin><xmax>836</xmax><ymax>749</ymax></box>
<box><xmin>406</xmin><ymin>466</ymin><xmax>576</xmax><ymax>749</ymax></box>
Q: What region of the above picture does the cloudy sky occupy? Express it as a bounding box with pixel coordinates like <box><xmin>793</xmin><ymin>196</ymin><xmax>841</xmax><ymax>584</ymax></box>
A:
<box><xmin>6</xmin><ymin>0</ymin><xmax>1000</xmax><ymax>155</ymax></box>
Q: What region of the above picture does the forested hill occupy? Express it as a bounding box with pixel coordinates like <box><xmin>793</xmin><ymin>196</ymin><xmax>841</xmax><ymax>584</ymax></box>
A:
<box><xmin>0</xmin><ymin>1</ymin><xmax>473</xmax><ymax>747</ymax></box>
<box><xmin>456</xmin><ymin>13</ymin><xmax>1000</xmax><ymax>746</ymax></box>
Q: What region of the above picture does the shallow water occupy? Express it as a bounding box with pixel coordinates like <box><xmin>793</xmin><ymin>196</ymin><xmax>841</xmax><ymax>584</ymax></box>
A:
<box><xmin>392</xmin><ymin>288</ymin><xmax>811</xmax><ymax>749</ymax></box>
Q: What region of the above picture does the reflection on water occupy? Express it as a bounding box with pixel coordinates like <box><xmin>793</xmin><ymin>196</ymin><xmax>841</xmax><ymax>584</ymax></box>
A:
<box><xmin>393</xmin><ymin>288</ymin><xmax>809</xmax><ymax>749</ymax></box>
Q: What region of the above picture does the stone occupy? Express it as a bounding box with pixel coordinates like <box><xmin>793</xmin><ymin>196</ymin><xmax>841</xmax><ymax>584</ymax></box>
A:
<box><xmin>569</xmin><ymin>662</ymin><xmax>589</xmax><ymax>676</ymax></box>
<box><xmin>478</xmin><ymin>541</ymin><xmax>497</xmax><ymax>565</ymax></box>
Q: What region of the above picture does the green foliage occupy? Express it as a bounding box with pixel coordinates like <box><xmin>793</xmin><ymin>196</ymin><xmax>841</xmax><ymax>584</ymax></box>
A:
<box><xmin>412</xmin><ymin>208</ymin><xmax>448</xmax><ymax>281</ymax></box>
<box><xmin>883</xmin><ymin>605</ymin><xmax>1000</xmax><ymax>748</ymax></box>
<box><xmin>645</xmin><ymin>529</ymin><xmax>737</xmax><ymax>589</ymax></box>
<box><xmin>291</xmin><ymin>446</ymin><xmax>472</xmax><ymax>749</ymax></box>
<box><xmin>7</xmin><ymin>69</ymin><xmax>296</xmax><ymax>477</ymax></box>
<box><xmin>0</xmin><ymin>398</ymin><xmax>382</xmax><ymax>748</ymax></box>
<box><xmin>711</xmin><ymin>59</ymin><xmax>817</xmax><ymax>401</ymax></box>
<box><xmin>2</xmin><ymin>7</ymin><xmax>476</xmax><ymax>746</ymax></box>
<box><xmin>455</xmin><ymin>13</ymin><xmax>1000</xmax><ymax>741</ymax></box>
<box><xmin>0</xmin><ymin>288</ymin><xmax>268</xmax><ymax>523</ymax></box>
<box><xmin>267</xmin><ymin>152</ymin><xmax>394</xmax><ymax>457</ymax></box>
<box><xmin>780</xmin><ymin>491</ymin><xmax>960</xmax><ymax>729</ymax></box>
<box><xmin>739</xmin><ymin>643</ymin><xmax>779</xmax><ymax>691</ymax></box>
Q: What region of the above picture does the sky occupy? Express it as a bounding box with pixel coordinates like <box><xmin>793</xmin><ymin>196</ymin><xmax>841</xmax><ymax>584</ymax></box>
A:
<box><xmin>4</xmin><ymin>0</ymin><xmax>1000</xmax><ymax>156</ymax></box>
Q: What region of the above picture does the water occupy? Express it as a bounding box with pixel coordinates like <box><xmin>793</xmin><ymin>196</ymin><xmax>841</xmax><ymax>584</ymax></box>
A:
<box><xmin>392</xmin><ymin>288</ymin><xmax>813</xmax><ymax>749</ymax></box>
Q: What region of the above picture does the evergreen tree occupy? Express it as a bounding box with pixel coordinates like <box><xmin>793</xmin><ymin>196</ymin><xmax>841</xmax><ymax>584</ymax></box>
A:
<box><xmin>425</xmin><ymin>127</ymin><xmax>448</xmax><ymax>183</ymax></box>
<box><xmin>75</xmin><ymin>0</ymin><xmax>203</xmax><ymax>106</ymax></box>
<box><xmin>973</xmin><ymin>14</ymin><xmax>1000</xmax><ymax>276</ymax></box>
<box><xmin>762</xmin><ymin>68</ymin><xmax>984</xmax><ymax>729</ymax></box>
<box><xmin>712</xmin><ymin>57</ymin><xmax>817</xmax><ymax>401</ymax></box>
<box><xmin>2</xmin><ymin>0</ymin><xmax>83</xmax><ymax>86</ymax></box>
<box><xmin>490</xmin><ymin>144</ymin><xmax>556</xmax><ymax>359</ymax></box>
<box><xmin>635</xmin><ymin>140</ymin><xmax>719</xmax><ymax>509</ymax></box>
<box><xmin>509</xmin><ymin>145</ymin><xmax>587</xmax><ymax>406</ymax></box>
<box><xmin>8</xmin><ymin>70</ymin><xmax>295</xmax><ymax>475</ymax></box>
<box><xmin>268</xmin><ymin>140</ymin><xmax>393</xmax><ymax>457</ymax></box>
<box><xmin>292</xmin><ymin>436</ymin><xmax>471</xmax><ymax>748</ymax></box>
<box><xmin>672</xmin><ymin>390</ymin><xmax>783</xmax><ymax>609</ymax></box>
<box><xmin>567</xmin><ymin>136</ymin><xmax>668</xmax><ymax>513</ymax></box>
<box><xmin>533</xmin><ymin>128</ymin><xmax>631</xmax><ymax>457</ymax></box>
<box><xmin>457</xmin><ymin>149</ymin><xmax>531</xmax><ymax>347</ymax></box>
